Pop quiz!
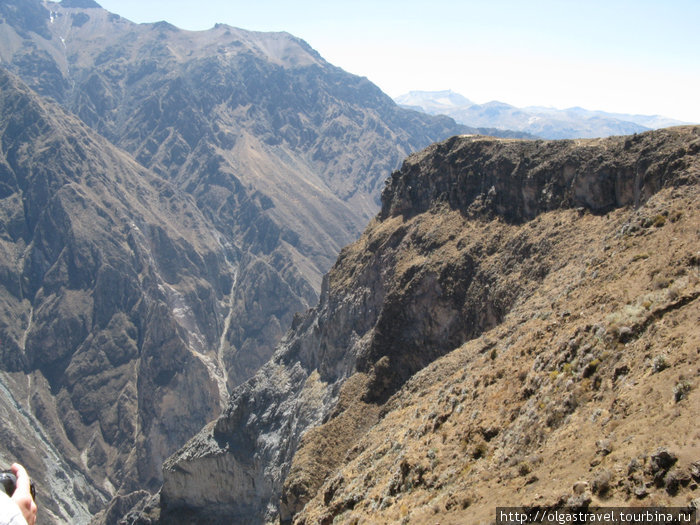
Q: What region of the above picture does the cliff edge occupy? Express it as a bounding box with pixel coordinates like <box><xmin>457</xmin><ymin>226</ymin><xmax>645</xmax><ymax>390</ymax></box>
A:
<box><xmin>151</xmin><ymin>127</ymin><xmax>699</xmax><ymax>524</ymax></box>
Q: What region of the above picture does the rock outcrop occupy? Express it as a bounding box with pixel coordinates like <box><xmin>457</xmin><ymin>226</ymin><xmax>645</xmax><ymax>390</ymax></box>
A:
<box><xmin>2</xmin><ymin>3</ymin><xmax>698</xmax><ymax>524</ymax></box>
<box><xmin>158</xmin><ymin>127</ymin><xmax>700</xmax><ymax>523</ymax></box>
<box><xmin>296</xmin><ymin>131</ymin><xmax>700</xmax><ymax>524</ymax></box>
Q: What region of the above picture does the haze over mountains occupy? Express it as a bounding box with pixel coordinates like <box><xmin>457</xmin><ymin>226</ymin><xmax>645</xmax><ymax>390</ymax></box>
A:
<box><xmin>396</xmin><ymin>90</ymin><xmax>691</xmax><ymax>140</ymax></box>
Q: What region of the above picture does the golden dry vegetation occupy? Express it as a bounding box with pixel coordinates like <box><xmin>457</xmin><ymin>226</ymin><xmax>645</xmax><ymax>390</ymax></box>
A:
<box><xmin>296</xmin><ymin>183</ymin><xmax>700</xmax><ymax>525</ymax></box>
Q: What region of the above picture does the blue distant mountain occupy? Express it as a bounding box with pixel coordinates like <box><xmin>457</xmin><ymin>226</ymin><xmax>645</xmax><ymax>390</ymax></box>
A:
<box><xmin>395</xmin><ymin>90</ymin><xmax>690</xmax><ymax>139</ymax></box>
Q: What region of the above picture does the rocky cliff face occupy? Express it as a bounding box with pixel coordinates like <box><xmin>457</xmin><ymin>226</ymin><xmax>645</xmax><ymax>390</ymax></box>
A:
<box><xmin>296</xmin><ymin>130</ymin><xmax>700</xmax><ymax>524</ymax></box>
<box><xmin>156</xmin><ymin>127</ymin><xmax>700</xmax><ymax>523</ymax></box>
<box><xmin>0</xmin><ymin>68</ymin><xmax>234</xmax><ymax>522</ymax></box>
<box><xmin>2</xmin><ymin>3</ymin><xmax>697</xmax><ymax>524</ymax></box>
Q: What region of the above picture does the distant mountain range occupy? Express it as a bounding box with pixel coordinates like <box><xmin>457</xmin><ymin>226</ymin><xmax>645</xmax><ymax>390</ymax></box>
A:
<box><xmin>395</xmin><ymin>90</ymin><xmax>691</xmax><ymax>139</ymax></box>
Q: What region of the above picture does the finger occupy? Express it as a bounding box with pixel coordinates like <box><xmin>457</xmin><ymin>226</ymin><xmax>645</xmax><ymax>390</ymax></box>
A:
<box><xmin>10</xmin><ymin>463</ymin><xmax>31</xmax><ymax>499</ymax></box>
<box><xmin>10</xmin><ymin>463</ymin><xmax>37</xmax><ymax>525</ymax></box>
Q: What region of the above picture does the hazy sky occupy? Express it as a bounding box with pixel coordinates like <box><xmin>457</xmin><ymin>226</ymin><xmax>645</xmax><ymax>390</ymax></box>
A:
<box><xmin>96</xmin><ymin>0</ymin><xmax>700</xmax><ymax>122</ymax></box>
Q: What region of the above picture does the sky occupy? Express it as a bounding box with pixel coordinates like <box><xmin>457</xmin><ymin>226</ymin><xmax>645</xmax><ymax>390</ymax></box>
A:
<box><xmin>96</xmin><ymin>0</ymin><xmax>700</xmax><ymax>122</ymax></box>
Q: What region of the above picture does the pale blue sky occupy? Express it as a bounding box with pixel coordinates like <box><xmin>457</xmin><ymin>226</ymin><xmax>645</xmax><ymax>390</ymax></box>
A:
<box><xmin>96</xmin><ymin>0</ymin><xmax>700</xmax><ymax>122</ymax></box>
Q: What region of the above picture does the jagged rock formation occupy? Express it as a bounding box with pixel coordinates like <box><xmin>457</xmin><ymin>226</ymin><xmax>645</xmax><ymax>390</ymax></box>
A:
<box><xmin>296</xmin><ymin>131</ymin><xmax>700</xmax><ymax>524</ymax></box>
<box><xmin>0</xmin><ymin>67</ymin><xmax>236</xmax><ymax>522</ymax></box>
<box><xmin>2</xmin><ymin>3</ymin><xmax>697</xmax><ymax>524</ymax></box>
<box><xmin>157</xmin><ymin>127</ymin><xmax>700</xmax><ymax>524</ymax></box>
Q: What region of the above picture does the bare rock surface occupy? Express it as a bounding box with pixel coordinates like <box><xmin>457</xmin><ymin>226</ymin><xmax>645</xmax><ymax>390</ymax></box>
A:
<box><xmin>0</xmin><ymin>2</ymin><xmax>479</xmax><ymax>522</ymax></box>
<box><xmin>1</xmin><ymin>3</ymin><xmax>698</xmax><ymax>524</ymax></box>
<box><xmin>0</xmin><ymin>67</ymin><xmax>230</xmax><ymax>522</ymax></box>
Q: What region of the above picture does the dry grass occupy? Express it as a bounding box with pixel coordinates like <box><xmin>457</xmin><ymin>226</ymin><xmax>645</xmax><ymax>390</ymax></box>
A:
<box><xmin>295</xmin><ymin>185</ymin><xmax>700</xmax><ymax>525</ymax></box>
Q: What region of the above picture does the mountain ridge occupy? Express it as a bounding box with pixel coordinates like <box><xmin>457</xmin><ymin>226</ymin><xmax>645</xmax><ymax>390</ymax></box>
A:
<box><xmin>396</xmin><ymin>90</ymin><xmax>691</xmax><ymax>139</ymax></box>
<box><xmin>0</xmin><ymin>0</ymin><xmax>532</xmax><ymax>392</ymax></box>
<box><xmin>0</xmin><ymin>65</ymin><xmax>236</xmax><ymax>522</ymax></box>
<box><xmin>295</xmin><ymin>129</ymin><xmax>700</xmax><ymax>525</ymax></box>
<box><xmin>2</xmin><ymin>2</ymin><xmax>696</xmax><ymax>524</ymax></box>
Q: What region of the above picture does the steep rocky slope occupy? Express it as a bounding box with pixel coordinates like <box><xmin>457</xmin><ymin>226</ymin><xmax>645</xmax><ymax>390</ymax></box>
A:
<box><xmin>0</xmin><ymin>67</ymin><xmax>237</xmax><ymax>522</ymax></box>
<box><xmin>149</xmin><ymin>127</ymin><xmax>699</xmax><ymax>524</ymax></box>
<box><xmin>0</xmin><ymin>0</ymin><xmax>480</xmax><ymax>387</ymax></box>
<box><xmin>297</xmin><ymin>133</ymin><xmax>700</xmax><ymax>524</ymax></box>
<box><xmin>0</xmin><ymin>3</ymin><xmax>481</xmax><ymax>521</ymax></box>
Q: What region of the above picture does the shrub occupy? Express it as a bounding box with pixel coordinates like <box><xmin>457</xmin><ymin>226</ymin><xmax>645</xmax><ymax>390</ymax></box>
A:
<box><xmin>470</xmin><ymin>439</ymin><xmax>488</xmax><ymax>459</ymax></box>
<box><xmin>652</xmin><ymin>214</ymin><xmax>666</xmax><ymax>227</ymax></box>
<box><xmin>652</xmin><ymin>355</ymin><xmax>670</xmax><ymax>373</ymax></box>
<box><xmin>518</xmin><ymin>462</ymin><xmax>532</xmax><ymax>476</ymax></box>
<box><xmin>673</xmin><ymin>380</ymin><xmax>692</xmax><ymax>402</ymax></box>
<box><xmin>582</xmin><ymin>359</ymin><xmax>600</xmax><ymax>378</ymax></box>
<box><xmin>653</xmin><ymin>275</ymin><xmax>672</xmax><ymax>290</ymax></box>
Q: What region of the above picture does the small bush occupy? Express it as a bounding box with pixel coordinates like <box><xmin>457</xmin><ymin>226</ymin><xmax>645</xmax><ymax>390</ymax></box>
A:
<box><xmin>582</xmin><ymin>359</ymin><xmax>600</xmax><ymax>378</ymax></box>
<box><xmin>470</xmin><ymin>439</ymin><xmax>488</xmax><ymax>460</ymax></box>
<box><xmin>652</xmin><ymin>355</ymin><xmax>670</xmax><ymax>373</ymax></box>
<box><xmin>653</xmin><ymin>275</ymin><xmax>672</xmax><ymax>290</ymax></box>
<box><xmin>591</xmin><ymin>469</ymin><xmax>613</xmax><ymax>496</ymax></box>
<box><xmin>673</xmin><ymin>380</ymin><xmax>692</xmax><ymax>402</ymax></box>
<box><xmin>518</xmin><ymin>462</ymin><xmax>532</xmax><ymax>476</ymax></box>
<box><xmin>652</xmin><ymin>214</ymin><xmax>666</xmax><ymax>227</ymax></box>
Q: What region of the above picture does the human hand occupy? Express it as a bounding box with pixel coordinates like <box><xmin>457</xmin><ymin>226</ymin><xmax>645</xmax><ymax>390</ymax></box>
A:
<box><xmin>10</xmin><ymin>464</ymin><xmax>36</xmax><ymax>525</ymax></box>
